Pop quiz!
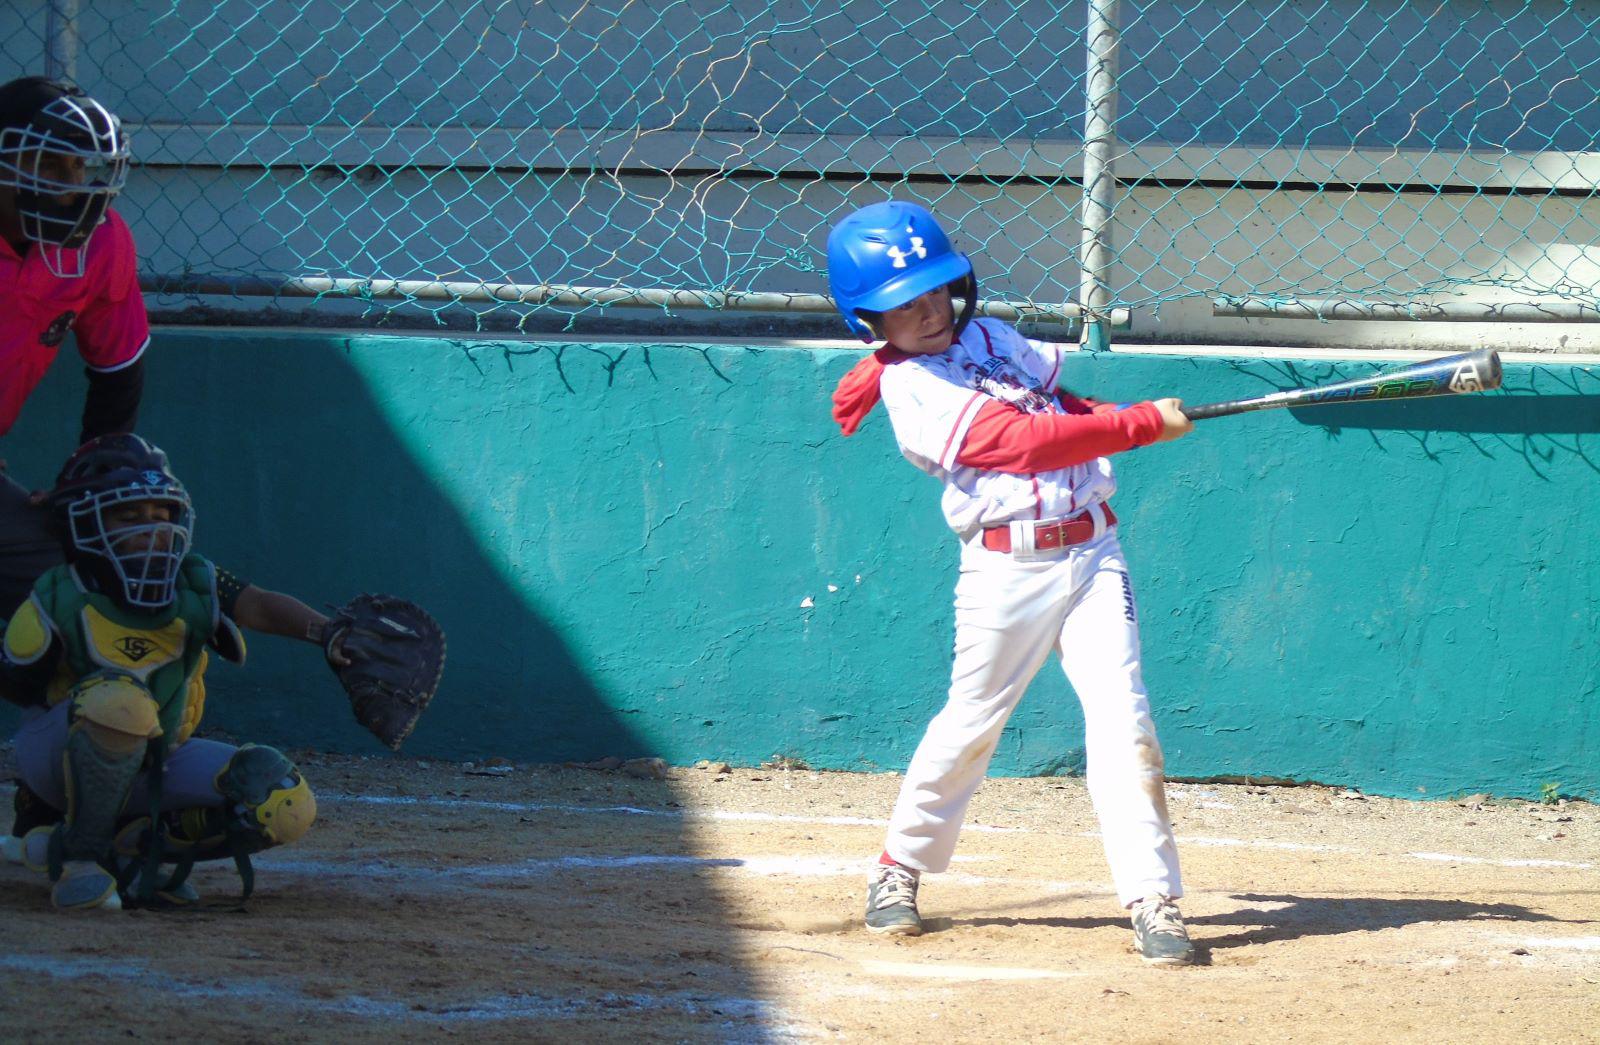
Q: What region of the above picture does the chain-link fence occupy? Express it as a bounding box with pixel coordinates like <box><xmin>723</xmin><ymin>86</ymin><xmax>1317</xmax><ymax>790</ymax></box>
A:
<box><xmin>7</xmin><ymin>1</ymin><xmax>1600</xmax><ymax>337</ymax></box>
<box><xmin>1118</xmin><ymin>0</ymin><xmax>1600</xmax><ymax>328</ymax></box>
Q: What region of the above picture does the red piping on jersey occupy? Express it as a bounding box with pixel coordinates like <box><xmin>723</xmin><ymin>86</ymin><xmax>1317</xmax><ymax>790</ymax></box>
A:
<box><xmin>1044</xmin><ymin>343</ymin><xmax>1063</xmax><ymax>390</ymax></box>
<box><xmin>940</xmin><ymin>391</ymin><xmax>989</xmax><ymax>467</ymax></box>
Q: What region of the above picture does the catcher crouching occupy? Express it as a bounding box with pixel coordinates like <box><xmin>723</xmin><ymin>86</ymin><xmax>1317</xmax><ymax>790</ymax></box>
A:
<box><xmin>0</xmin><ymin>434</ymin><xmax>444</xmax><ymax>911</ymax></box>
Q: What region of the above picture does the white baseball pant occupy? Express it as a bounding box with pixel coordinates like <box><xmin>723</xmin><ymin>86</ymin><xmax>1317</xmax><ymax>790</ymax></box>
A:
<box><xmin>883</xmin><ymin>529</ymin><xmax>1182</xmax><ymax>907</ymax></box>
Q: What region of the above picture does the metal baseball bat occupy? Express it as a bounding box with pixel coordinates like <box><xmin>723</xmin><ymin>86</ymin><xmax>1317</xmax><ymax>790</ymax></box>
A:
<box><xmin>1181</xmin><ymin>348</ymin><xmax>1503</xmax><ymax>421</ymax></box>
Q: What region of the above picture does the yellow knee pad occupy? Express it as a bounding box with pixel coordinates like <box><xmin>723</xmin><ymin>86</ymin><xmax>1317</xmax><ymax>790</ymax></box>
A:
<box><xmin>70</xmin><ymin>673</ymin><xmax>161</xmax><ymax>755</ymax></box>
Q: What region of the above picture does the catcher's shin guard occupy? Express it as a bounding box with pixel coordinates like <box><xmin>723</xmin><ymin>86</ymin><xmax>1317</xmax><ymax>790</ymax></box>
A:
<box><xmin>52</xmin><ymin>674</ymin><xmax>161</xmax><ymax>910</ymax></box>
<box><xmin>118</xmin><ymin>745</ymin><xmax>314</xmax><ymax>902</ymax></box>
<box><xmin>110</xmin><ymin>820</ymin><xmax>200</xmax><ymax>906</ymax></box>
<box><xmin>217</xmin><ymin>744</ymin><xmax>317</xmax><ymax>848</ymax></box>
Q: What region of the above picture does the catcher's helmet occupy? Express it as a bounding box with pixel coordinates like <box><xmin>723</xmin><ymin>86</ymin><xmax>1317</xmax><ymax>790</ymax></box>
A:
<box><xmin>826</xmin><ymin>200</ymin><xmax>977</xmax><ymax>343</ymax></box>
<box><xmin>50</xmin><ymin>434</ymin><xmax>194</xmax><ymax>610</ymax></box>
<box><xmin>0</xmin><ymin>76</ymin><xmax>130</xmax><ymax>277</ymax></box>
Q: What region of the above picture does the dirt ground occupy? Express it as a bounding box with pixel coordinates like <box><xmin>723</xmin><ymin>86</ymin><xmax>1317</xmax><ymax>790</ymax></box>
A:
<box><xmin>0</xmin><ymin>745</ymin><xmax>1596</xmax><ymax>1044</ymax></box>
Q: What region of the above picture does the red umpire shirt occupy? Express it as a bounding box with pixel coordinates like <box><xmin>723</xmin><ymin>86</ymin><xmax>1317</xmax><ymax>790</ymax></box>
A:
<box><xmin>0</xmin><ymin>207</ymin><xmax>148</xmax><ymax>436</ymax></box>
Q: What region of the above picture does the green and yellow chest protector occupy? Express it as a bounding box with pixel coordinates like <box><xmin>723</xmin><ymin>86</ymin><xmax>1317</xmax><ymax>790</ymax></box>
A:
<box><xmin>27</xmin><ymin>555</ymin><xmax>221</xmax><ymax>743</ymax></box>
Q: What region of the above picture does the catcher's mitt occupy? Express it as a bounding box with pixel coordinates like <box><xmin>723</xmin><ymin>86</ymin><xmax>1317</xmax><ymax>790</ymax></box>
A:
<box><xmin>323</xmin><ymin>594</ymin><xmax>445</xmax><ymax>751</ymax></box>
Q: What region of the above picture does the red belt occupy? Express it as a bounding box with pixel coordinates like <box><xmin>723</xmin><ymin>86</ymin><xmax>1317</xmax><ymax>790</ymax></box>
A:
<box><xmin>981</xmin><ymin>504</ymin><xmax>1116</xmax><ymax>554</ymax></box>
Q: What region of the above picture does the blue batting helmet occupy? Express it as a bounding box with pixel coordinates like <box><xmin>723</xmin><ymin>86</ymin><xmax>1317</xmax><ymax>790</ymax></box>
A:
<box><xmin>826</xmin><ymin>201</ymin><xmax>977</xmax><ymax>343</ymax></box>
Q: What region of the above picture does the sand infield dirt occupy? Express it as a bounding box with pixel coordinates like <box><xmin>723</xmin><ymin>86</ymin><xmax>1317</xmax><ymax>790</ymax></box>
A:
<box><xmin>1</xmin><ymin>747</ymin><xmax>1596</xmax><ymax>1042</ymax></box>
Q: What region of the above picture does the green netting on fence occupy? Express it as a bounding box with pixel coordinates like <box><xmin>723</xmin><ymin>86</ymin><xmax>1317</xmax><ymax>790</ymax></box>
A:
<box><xmin>7</xmin><ymin>0</ymin><xmax>1600</xmax><ymax>329</ymax></box>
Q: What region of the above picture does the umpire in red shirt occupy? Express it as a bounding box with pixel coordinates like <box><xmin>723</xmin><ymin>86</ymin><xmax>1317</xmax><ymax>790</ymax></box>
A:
<box><xmin>0</xmin><ymin>76</ymin><xmax>149</xmax><ymax>618</ymax></box>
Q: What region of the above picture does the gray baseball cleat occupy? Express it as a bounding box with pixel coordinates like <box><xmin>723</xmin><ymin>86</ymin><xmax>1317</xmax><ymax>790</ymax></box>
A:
<box><xmin>1130</xmin><ymin>894</ymin><xmax>1195</xmax><ymax>965</ymax></box>
<box><xmin>51</xmin><ymin>860</ymin><xmax>123</xmax><ymax>911</ymax></box>
<box><xmin>124</xmin><ymin>866</ymin><xmax>202</xmax><ymax>908</ymax></box>
<box><xmin>865</xmin><ymin>862</ymin><xmax>923</xmax><ymax>936</ymax></box>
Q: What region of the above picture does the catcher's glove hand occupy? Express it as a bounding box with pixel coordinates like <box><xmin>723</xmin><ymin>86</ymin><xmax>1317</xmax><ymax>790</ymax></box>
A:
<box><xmin>322</xmin><ymin>594</ymin><xmax>445</xmax><ymax>751</ymax></box>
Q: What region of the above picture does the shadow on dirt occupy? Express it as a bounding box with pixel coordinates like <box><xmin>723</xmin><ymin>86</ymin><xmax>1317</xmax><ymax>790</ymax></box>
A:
<box><xmin>0</xmin><ymin>335</ymin><xmax>774</xmax><ymax>1039</ymax></box>
<box><xmin>950</xmin><ymin>891</ymin><xmax>1589</xmax><ymax>947</ymax></box>
<box><xmin>1199</xmin><ymin>892</ymin><xmax>1591</xmax><ymax>950</ymax></box>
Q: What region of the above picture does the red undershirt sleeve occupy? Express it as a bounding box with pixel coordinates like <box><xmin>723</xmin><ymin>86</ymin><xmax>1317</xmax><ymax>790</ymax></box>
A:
<box><xmin>955</xmin><ymin>399</ymin><xmax>1166</xmax><ymax>473</ymax></box>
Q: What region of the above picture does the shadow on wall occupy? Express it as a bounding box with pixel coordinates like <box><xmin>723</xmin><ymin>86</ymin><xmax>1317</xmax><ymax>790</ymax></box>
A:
<box><xmin>1291</xmin><ymin>392</ymin><xmax>1600</xmax><ymax>476</ymax></box>
<box><xmin>1293</xmin><ymin>394</ymin><xmax>1600</xmax><ymax>435</ymax></box>
<box><xmin>0</xmin><ymin>334</ymin><xmax>635</xmax><ymax>763</ymax></box>
<box><xmin>0</xmin><ymin>332</ymin><xmax>779</xmax><ymax>1038</ymax></box>
<box><xmin>1210</xmin><ymin>358</ymin><xmax>1600</xmax><ymax>476</ymax></box>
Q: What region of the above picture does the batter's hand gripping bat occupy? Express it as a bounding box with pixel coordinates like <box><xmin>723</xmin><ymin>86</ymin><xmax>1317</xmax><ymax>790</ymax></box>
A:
<box><xmin>1181</xmin><ymin>349</ymin><xmax>1502</xmax><ymax>421</ymax></box>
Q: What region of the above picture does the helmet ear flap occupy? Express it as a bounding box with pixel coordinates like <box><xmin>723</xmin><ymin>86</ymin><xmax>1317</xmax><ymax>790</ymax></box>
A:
<box><xmin>853</xmin><ymin>309</ymin><xmax>885</xmax><ymax>342</ymax></box>
<box><xmin>950</xmin><ymin>273</ymin><xmax>978</xmax><ymax>337</ymax></box>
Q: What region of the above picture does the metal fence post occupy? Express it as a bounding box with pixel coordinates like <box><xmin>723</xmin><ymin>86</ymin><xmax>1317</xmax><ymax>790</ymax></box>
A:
<box><xmin>1079</xmin><ymin>0</ymin><xmax>1120</xmax><ymax>352</ymax></box>
<box><xmin>45</xmin><ymin>0</ymin><xmax>79</xmax><ymax>83</ymax></box>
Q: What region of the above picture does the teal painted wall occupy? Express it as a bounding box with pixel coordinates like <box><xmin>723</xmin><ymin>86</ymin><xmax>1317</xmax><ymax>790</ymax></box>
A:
<box><xmin>4</xmin><ymin>331</ymin><xmax>1596</xmax><ymax>800</ymax></box>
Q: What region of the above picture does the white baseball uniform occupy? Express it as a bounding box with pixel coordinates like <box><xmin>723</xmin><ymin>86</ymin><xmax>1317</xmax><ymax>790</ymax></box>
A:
<box><xmin>874</xmin><ymin>317</ymin><xmax>1182</xmax><ymax>907</ymax></box>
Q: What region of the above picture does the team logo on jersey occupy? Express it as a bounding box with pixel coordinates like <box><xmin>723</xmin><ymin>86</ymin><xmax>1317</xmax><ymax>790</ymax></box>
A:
<box><xmin>113</xmin><ymin>635</ymin><xmax>159</xmax><ymax>662</ymax></box>
<box><xmin>41</xmin><ymin>311</ymin><xmax>77</xmax><ymax>348</ymax></box>
<box><xmin>970</xmin><ymin>357</ymin><xmax>1053</xmax><ymax>413</ymax></box>
<box><xmin>886</xmin><ymin>237</ymin><xmax>926</xmax><ymax>269</ymax></box>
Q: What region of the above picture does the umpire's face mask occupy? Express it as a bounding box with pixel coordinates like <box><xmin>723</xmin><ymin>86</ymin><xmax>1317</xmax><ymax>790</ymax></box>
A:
<box><xmin>0</xmin><ymin>93</ymin><xmax>130</xmax><ymax>276</ymax></box>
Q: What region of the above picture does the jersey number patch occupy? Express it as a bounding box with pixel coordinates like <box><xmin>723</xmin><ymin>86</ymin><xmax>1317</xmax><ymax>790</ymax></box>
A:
<box><xmin>41</xmin><ymin>310</ymin><xmax>77</xmax><ymax>348</ymax></box>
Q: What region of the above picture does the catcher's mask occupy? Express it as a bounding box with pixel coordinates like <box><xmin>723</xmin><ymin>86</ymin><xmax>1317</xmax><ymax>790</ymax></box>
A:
<box><xmin>0</xmin><ymin>76</ymin><xmax>130</xmax><ymax>278</ymax></box>
<box><xmin>50</xmin><ymin>434</ymin><xmax>194</xmax><ymax>611</ymax></box>
<box><xmin>826</xmin><ymin>200</ymin><xmax>977</xmax><ymax>344</ymax></box>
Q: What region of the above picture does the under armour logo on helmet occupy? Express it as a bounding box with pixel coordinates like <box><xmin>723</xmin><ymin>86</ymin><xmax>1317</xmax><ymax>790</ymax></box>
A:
<box><xmin>886</xmin><ymin>236</ymin><xmax>927</xmax><ymax>269</ymax></box>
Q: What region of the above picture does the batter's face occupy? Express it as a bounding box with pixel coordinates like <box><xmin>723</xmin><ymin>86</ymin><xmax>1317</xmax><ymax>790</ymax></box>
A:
<box><xmin>878</xmin><ymin>286</ymin><xmax>955</xmax><ymax>355</ymax></box>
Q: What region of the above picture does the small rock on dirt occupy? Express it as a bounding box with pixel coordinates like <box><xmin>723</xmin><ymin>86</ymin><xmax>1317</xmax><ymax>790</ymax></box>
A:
<box><xmin>622</xmin><ymin>757</ymin><xmax>669</xmax><ymax>780</ymax></box>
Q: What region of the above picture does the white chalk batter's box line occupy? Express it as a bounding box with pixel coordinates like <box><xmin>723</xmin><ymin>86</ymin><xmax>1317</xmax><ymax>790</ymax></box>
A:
<box><xmin>1</xmin><ymin>927</ymin><xmax>1590</xmax><ymax>1034</ymax></box>
<box><xmin>319</xmin><ymin>793</ymin><xmax>1597</xmax><ymax>871</ymax></box>
<box><xmin>247</xmin><ymin>850</ymin><xmax>1117</xmax><ymax>897</ymax></box>
<box><xmin>323</xmin><ymin>792</ymin><xmax>1019</xmax><ymax>832</ymax></box>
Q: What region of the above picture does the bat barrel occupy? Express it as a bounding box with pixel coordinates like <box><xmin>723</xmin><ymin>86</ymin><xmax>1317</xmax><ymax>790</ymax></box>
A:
<box><xmin>1180</xmin><ymin>348</ymin><xmax>1501</xmax><ymax>422</ymax></box>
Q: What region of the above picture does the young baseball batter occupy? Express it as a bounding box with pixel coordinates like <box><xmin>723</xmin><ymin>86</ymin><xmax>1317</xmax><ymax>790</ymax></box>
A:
<box><xmin>827</xmin><ymin>200</ymin><xmax>1197</xmax><ymax>964</ymax></box>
